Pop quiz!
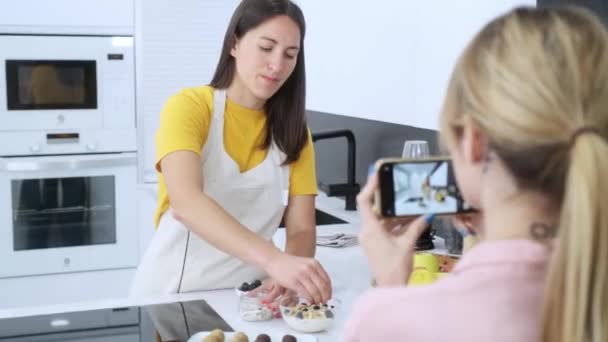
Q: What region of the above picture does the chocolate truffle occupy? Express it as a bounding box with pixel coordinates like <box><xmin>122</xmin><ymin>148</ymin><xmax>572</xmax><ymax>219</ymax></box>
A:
<box><xmin>282</xmin><ymin>334</ymin><xmax>297</xmax><ymax>342</ymax></box>
<box><xmin>254</xmin><ymin>333</ymin><xmax>271</xmax><ymax>342</ymax></box>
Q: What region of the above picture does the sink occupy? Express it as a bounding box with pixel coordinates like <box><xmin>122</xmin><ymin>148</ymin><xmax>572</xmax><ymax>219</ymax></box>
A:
<box><xmin>315</xmin><ymin>209</ymin><xmax>347</xmax><ymax>225</ymax></box>
<box><xmin>278</xmin><ymin>209</ymin><xmax>347</xmax><ymax>228</ymax></box>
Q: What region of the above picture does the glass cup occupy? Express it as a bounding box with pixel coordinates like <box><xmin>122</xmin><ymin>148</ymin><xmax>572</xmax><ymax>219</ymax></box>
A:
<box><xmin>402</xmin><ymin>140</ymin><xmax>430</xmax><ymax>159</ymax></box>
<box><xmin>238</xmin><ymin>290</ymin><xmax>274</xmax><ymax>322</ymax></box>
<box><xmin>402</xmin><ymin>140</ymin><xmax>435</xmax><ymax>250</ymax></box>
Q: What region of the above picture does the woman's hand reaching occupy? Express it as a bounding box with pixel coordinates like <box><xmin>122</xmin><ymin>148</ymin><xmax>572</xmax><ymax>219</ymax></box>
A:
<box><xmin>263</xmin><ymin>253</ymin><xmax>332</xmax><ymax>303</ymax></box>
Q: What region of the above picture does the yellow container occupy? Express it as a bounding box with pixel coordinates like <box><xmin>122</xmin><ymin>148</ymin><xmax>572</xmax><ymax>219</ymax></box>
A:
<box><xmin>408</xmin><ymin>253</ymin><xmax>440</xmax><ymax>286</ymax></box>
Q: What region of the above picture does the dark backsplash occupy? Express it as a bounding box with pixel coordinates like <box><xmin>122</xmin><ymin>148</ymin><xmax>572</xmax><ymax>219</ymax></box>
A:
<box><xmin>537</xmin><ymin>0</ymin><xmax>608</xmax><ymax>26</ymax></box>
<box><xmin>307</xmin><ymin>111</ymin><xmax>455</xmax><ymax>245</ymax></box>
<box><xmin>307</xmin><ymin>110</ymin><xmax>439</xmax><ymax>188</ymax></box>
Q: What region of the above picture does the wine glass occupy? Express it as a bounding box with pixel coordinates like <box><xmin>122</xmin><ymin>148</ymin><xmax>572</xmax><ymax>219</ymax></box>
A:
<box><xmin>402</xmin><ymin>140</ymin><xmax>430</xmax><ymax>159</ymax></box>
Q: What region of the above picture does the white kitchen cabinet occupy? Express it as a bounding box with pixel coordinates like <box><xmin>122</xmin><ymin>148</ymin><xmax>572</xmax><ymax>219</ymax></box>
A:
<box><xmin>0</xmin><ymin>307</ymin><xmax>140</xmax><ymax>342</ymax></box>
<box><xmin>0</xmin><ymin>0</ymin><xmax>134</xmax><ymax>35</ymax></box>
<box><xmin>58</xmin><ymin>334</ymin><xmax>139</xmax><ymax>342</ymax></box>
<box><xmin>0</xmin><ymin>269</ymin><xmax>135</xmax><ymax>309</ymax></box>
<box><xmin>135</xmin><ymin>0</ymin><xmax>239</xmax><ymax>182</ymax></box>
<box><xmin>300</xmin><ymin>0</ymin><xmax>536</xmax><ymax>130</ymax></box>
<box><xmin>137</xmin><ymin>184</ymin><xmax>158</xmax><ymax>257</ymax></box>
<box><xmin>4</xmin><ymin>331</ymin><xmax>141</xmax><ymax>342</ymax></box>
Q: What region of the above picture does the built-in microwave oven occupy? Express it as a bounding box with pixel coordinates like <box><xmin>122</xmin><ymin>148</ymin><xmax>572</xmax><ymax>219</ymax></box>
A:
<box><xmin>0</xmin><ymin>35</ymin><xmax>136</xmax><ymax>156</ymax></box>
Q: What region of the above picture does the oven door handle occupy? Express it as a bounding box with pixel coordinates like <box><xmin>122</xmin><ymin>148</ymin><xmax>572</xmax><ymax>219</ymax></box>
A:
<box><xmin>0</xmin><ymin>154</ymin><xmax>136</xmax><ymax>172</ymax></box>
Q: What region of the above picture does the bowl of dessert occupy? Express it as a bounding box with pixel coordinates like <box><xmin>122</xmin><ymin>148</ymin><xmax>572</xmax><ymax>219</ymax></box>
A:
<box><xmin>279</xmin><ymin>294</ymin><xmax>340</xmax><ymax>333</ymax></box>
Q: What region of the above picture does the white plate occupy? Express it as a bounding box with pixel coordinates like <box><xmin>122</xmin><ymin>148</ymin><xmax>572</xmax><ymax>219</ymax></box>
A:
<box><xmin>188</xmin><ymin>331</ymin><xmax>317</xmax><ymax>342</ymax></box>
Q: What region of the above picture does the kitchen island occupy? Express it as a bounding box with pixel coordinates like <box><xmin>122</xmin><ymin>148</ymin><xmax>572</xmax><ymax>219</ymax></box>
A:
<box><xmin>0</xmin><ymin>193</ymin><xmax>449</xmax><ymax>341</ymax></box>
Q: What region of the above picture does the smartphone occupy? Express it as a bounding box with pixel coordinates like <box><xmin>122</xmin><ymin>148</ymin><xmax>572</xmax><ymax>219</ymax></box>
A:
<box><xmin>374</xmin><ymin>157</ymin><xmax>475</xmax><ymax>218</ymax></box>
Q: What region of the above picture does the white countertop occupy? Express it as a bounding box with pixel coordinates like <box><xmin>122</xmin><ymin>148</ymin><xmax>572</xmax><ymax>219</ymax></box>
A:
<box><xmin>180</xmin><ymin>223</ymin><xmax>370</xmax><ymax>342</ymax></box>
<box><xmin>0</xmin><ymin>192</ymin><xmax>448</xmax><ymax>341</ymax></box>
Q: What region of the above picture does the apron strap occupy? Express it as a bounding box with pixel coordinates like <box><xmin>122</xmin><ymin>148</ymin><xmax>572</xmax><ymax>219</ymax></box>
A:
<box><xmin>212</xmin><ymin>88</ymin><xmax>227</xmax><ymax>122</ymax></box>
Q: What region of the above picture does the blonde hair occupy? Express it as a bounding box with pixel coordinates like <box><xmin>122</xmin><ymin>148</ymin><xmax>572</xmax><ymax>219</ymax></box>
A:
<box><xmin>440</xmin><ymin>6</ymin><xmax>608</xmax><ymax>342</ymax></box>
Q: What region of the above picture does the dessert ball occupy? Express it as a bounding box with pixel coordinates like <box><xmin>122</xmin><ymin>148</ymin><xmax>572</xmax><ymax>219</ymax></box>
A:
<box><xmin>230</xmin><ymin>332</ymin><xmax>249</xmax><ymax>342</ymax></box>
<box><xmin>254</xmin><ymin>333</ymin><xmax>271</xmax><ymax>342</ymax></box>
<box><xmin>203</xmin><ymin>333</ymin><xmax>223</xmax><ymax>342</ymax></box>
<box><xmin>282</xmin><ymin>334</ymin><xmax>298</xmax><ymax>342</ymax></box>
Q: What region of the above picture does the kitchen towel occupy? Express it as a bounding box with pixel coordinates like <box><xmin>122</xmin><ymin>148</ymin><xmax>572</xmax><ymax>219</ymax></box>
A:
<box><xmin>316</xmin><ymin>233</ymin><xmax>358</xmax><ymax>248</ymax></box>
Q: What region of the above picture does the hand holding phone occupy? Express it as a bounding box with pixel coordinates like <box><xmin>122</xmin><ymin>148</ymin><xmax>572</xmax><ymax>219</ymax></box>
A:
<box><xmin>373</xmin><ymin>157</ymin><xmax>475</xmax><ymax>218</ymax></box>
<box><xmin>357</xmin><ymin>173</ymin><xmax>434</xmax><ymax>286</ymax></box>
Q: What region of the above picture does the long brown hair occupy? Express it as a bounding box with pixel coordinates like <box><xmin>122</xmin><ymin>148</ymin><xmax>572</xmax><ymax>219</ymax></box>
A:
<box><xmin>210</xmin><ymin>0</ymin><xmax>308</xmax><ymax>164</ymax></box>
<box><xmin>440</xmin><ymin>6</ymin><xmax>608</xmax><ymax>342</ymax></box>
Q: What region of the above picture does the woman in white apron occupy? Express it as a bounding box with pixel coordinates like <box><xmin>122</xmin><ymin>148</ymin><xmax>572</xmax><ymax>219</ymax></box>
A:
<box><xmin>131</xmin><ymin>0</ymin><xmax>332</xmax><ymax>304</ymax></box>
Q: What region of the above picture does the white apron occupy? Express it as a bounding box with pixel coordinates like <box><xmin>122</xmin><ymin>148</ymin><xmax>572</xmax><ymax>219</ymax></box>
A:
<box><xmin>131</xmin><ymin>89</ymin><xmax>289</xmax><ymax>297</ymax></box>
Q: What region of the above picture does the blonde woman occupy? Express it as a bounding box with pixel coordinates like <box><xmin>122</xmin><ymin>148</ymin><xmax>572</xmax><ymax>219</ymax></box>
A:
<box><xmin>345</xmin><ymin>6</ymin><xmax>608</xmax><ymax>342</ymax></box>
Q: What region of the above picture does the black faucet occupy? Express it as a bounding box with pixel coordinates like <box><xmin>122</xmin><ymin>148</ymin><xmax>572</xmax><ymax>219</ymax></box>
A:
<box><xmin>311</xmin><ymin>129</ymin><xmax>360</xmax><ymax>211</ymax></box>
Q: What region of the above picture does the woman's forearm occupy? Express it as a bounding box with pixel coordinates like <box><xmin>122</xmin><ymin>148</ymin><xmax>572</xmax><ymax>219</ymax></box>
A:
<box><xmin>285</xmin><ymin>227</ymin><xmax>316</xmax><ymax>257</ymax></box>
<box><xmin>283</xmin><ymin>195</ymin><xmax>317</xmax><ymax>258</ymax></box>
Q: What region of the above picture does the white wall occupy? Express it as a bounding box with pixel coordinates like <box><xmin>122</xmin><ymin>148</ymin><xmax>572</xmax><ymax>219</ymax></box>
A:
<box><xmin>0</xmin><ymin>0</ymin><xmax>134</xmax><ymax>35</ymax></box>
<box><xmin>135</xmin><ymin>0</ymin><xmax>240</xmax><ymax>182</ymax></box>
<box><xmin>301</xmin><ymin>0</ymin><xmax>536</xmax><ymax>129</ymax></box>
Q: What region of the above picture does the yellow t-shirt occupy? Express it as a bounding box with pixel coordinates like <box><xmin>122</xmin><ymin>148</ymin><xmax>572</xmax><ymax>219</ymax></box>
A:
<box><xmin>154</xmin><ymin>85</ymin><xmax>318</xmax><ymax>227</ymax></box>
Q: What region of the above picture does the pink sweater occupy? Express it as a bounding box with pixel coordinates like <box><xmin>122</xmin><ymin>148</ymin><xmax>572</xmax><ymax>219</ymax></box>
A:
<box><xmin>343</xmin><ymin>240</ymin><xmax>551</xmax><ymax>342</ymax></box>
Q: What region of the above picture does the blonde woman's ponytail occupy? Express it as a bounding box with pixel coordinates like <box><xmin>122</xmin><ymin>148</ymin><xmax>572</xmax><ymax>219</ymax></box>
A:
<box><xmin>540</xmin><ymin>132</ymin><xmax>608</xmax><ymax>342</ymax></box>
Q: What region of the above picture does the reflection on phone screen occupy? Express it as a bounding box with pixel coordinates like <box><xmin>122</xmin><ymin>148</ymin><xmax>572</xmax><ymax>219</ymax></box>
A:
<box><xmin>393</xmin><ymin>160</ymin><xmax>470</xmax><ymax>216</ymax></box>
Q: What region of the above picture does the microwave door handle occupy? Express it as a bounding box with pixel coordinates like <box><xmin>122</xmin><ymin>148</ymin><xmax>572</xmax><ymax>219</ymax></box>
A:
<box><xmin>0</xmin><ymin>155</ymin><xmax>136</xmax><ymax>172</ymax></box>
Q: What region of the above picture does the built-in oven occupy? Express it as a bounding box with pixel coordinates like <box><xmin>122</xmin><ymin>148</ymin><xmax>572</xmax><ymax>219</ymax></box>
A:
<box><xmin>0</xmin><ymin>35</ymin><xmax>136</xmax><ymax>156</ymax></box>
<box><xmin>0</xmin><ymin>152</ymin><xmax>138</xmax><ymax>278</ymax></box>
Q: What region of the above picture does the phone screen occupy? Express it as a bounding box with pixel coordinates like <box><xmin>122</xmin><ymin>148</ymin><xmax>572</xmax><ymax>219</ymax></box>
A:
<box><xmin>377</xmin><ymin>158</ymin><xmax>474</xmax><ymax>217</ymax></box>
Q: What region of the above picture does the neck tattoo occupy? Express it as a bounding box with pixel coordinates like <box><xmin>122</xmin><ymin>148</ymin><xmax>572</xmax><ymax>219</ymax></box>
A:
<box><xmin>529</xmin><ymin>222</ymin><xmax>557</xmax><ymax>240</ymax></box>
<box><xmin>482</xmin><ymin>152</ymin><xmax>493</xmax><ymax>174</ymax></box>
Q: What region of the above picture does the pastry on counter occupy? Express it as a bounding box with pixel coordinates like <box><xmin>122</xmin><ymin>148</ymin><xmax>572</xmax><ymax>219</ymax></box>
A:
<box><xmin>230</xmin><ymin>332</ymin><xmax>249</xmax><ymax>342</ymax></box>
<box><xmin>203</xmin><ymin>329</ymin><xmax>224</xmax><ymax>342</ymax></box>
